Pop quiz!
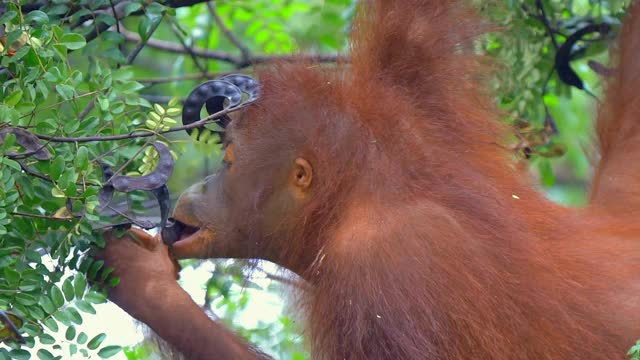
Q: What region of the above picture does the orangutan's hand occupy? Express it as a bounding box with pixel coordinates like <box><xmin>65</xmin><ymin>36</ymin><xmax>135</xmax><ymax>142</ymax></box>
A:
<box><xmin>95</xmin><ymin>228</ymin><xmax>181</xmax><ymax>321</ymax></box>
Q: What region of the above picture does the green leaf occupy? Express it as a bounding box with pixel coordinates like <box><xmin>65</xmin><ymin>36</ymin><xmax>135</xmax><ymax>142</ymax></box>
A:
<box><xmin>108</xmin><ymin>277</ymin><xmax>120</xmax><ymax>288</ymax></box>
<box><xmin>60</xmin><ymin>33</ymin><xmax>86</xmax><ymax>50</ymax></box>
<box><xmin>42</xmin><ymin>317</ymin><xmax>58</xmax><ymax>332</ymax></box>
<box><xmin>98</xmin><ymin>97</ymin><xmax>109</xmax><ymax>111</ymax></box>
<box><xmin>65</xmin><ymin>307</ymin><xmax>83</xmax><ymax>325</ymax></box>
<box><xmin>0</xmin><ymin>11</ymin><xmax>17</xmax><ymax>24</ymax></box>
<box><xmin>84</xmin><ymin>290</ymin><xmax>107</xmax><ymax>304</ymax></box>
<box><xmin>88</xmin><ymin>260</ymin><xmax>104</xmax><ymax>280</ymax></box>
<box><xmin>99</xmin><ymin>267</ymin><xmax>114</xmax><ymax>282</ymax></box>
<box><xmin>73</xmin><ymin>275</ymin><xmax>87</xmax><ymax>299</ymax></box>
<box><xmin>2</xmin><ymin>158</ymin><xmax>21</xmax><ymax>171</ymax></box>
<box><xmin>114</xmin><ymin>80</ymin><xmax>144</xmax><ymax>94</ymax></box>
<box><xmin>38</xmin><ymin>333</ymin><xmax>55</xmax><ymax>345</ymax></box>
<box><xmin>62</xmin><ymin>278</ymin><xmax>75</xmax><ymax>302</ymax></box>
<box><xmin>52</xmin><ymin>309</ymin><xmax>70</xmax><ymax>326</ymax></box>
<box><xmin>75</xmin><ymin>300</ymin><xmax>96</xmax><ymax>314</ymax></box>
<box><xmin>78</xmin><ymin>257</ymin><xmax>93</xmax><ymax>273</ymax></box>
<box><xmin>25</xmin><ymin>10</ymin><xmax>49</xmax><ymax>24</ymax></box>
<box><xmin>8</xmin><ymin>349</ymin><xmax>30</xmax><ymax>360</ymax></box>
<box><xmin>153</xmin><ymin>103</ymin><xmax>165</xmax><ymax>115</ymax></box>
<box><xmin>15</xmin><ymin>293</ymin><xmax>37</xmax><ymax>306</ymax></box>
<box><xmin>77</xmin><ymin>332</ymin><xmax>88</xmax><ymax>344</ymax></box>
<box><xmin>51</xmin><ymin>187</ymin><xmax>65</xmax><ymax>198</ymax></box>
<box><xmin>39</xmin><ymin>296</ymin><xmax>55</xmax><ymax>314</ymax></box>
<box><xmin>49</xmin><ymin>156</ymin><xmax>65</xmax><ymax>181</ymax></box>
<box><xmin>24</xmin><ymin>249</ymin><xmax>41</xmax><ymax>263</ymax></box>
<box><xmin>36</xmin><ymin>349</ymin><xmax>54</xmax><ymax>360</ymax></box>
<box><xmin>50</xmin><ymin>285</ymin><xmax>65</xmax><ymax>308</ymax></box>
<box><xmin>87</xmin><ymin>333</ymin><xmax>107</xmax><ymax>350</ymax></box>
<box><xmin>65</xmin><ymin>325</ymin><xmax>76</xmax><ymax>341</ymax></box>
<box><xmin>97</xmin><ymin>346</ymin><xmax>122</xmax><ymax>358</ymax></box>
<box><xmin>3</xmin><ymin>267</ymin><xmax>20</xmax><ymax>284</ymax></box>
<box><xmin>35</xmin><ymin>80</ymin><xmax>49</xmax><ymax>99</ymax></box>
<box><xmin>123</xmin><ymin>3</ymin><xmax>142</xmax><ymax>16</ymax></box>
<box><xmin>4</xmin><ymin>89</ymin><xmax>23</xmax><ymax>106</ymax></box>
<box><xmin>55</xmin><ymin>84</ymin><xmax>75</xmax><ymax>100</ymax></box>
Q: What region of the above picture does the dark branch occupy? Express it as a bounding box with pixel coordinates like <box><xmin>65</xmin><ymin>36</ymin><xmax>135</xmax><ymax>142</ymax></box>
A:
<box><xmin>12</xmin><ymin>212</ymin><xmax>74</xmax><ymax>221</ymax></box>
<box><xmin>120</xmin><ymin>28</ymin><xmax>344</xmax><ymax>68</ymax></box>
<box><xmin>534</xmin><ymin>0</ymin><xmax>559</xmax><ymax>49</ymax></box>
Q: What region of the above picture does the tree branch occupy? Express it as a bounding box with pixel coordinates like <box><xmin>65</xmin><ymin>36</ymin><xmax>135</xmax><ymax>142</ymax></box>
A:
<box><xmin>135</xmin><ymin>72</ymin><xmax>223</xmax><ymax>84</ymax></box>
<box><xmin>534</xmin><ymin>0</ymin><xmax>559</xmax><ymax>49</ymax></box>
<box><xmin>12</xmin><ymin>212</ymin><xmax>74</xmax><ymax>221</ymax></box>
<box><xmin>120</xmin><ymin>28</ymin><xmax>344</xmax><ymax>68</ymax></box>
<box><xmin>31</xmin><ymin>100</ymin><xmax>252</xmax><ymax>143</ymax></box>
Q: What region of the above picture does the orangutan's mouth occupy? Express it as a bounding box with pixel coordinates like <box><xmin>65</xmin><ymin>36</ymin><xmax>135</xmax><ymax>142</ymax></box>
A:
<box><xmin>161</xmin><ymin>218</ymin><xmax>200</xmax><ymax>246</ymax></box>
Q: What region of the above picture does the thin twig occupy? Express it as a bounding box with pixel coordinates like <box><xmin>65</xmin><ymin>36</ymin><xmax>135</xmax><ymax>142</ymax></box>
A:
<box><xmin>169</xmin><ymin>19</ymin><xmax>207</xmax><ymax>73</ymax></box>
<box><xmin>12</xmin><ymin>211</ymin><xmax>73</xmax><ymax>221</ymax></box>
<box><xmin>109</xmin><ymin>139</ymin><xmax>152</xmax><ymax>179</ymax></box>
<box><xmin>127</xmin><ymin>13</ymin><xmax>165</xmax><ymax>64</ymax></box>
<box><xmin>17</xmin><ymin>160</ymin><xmax>53</xmax><ymax>183</ymax></box>
<box><xmin>106</xmin><ymin>205</ymin><xmax>155</xmax><ymax>229</ymax></box>
<box><xmin>207</xmin><ymin>2</ymin><xmax>251</xmax><ymax>64</ymax></box>
<box><xmin>91</xmin><ymin>139</ymin><xmax>136</xmax><ymax>163</ymax></box>
<box><xmin>135</xmin><ymin>72</ymin><xmax>221</xmax><ymax>84</ymax></box>
<box><xmin>16</xmin><ymin>160</ymin><xmax>100</xmax><ymax>186</ymax></box>
<box><xmin>535</xmin><ymin>0</ymin><xmax>559</xmax><ymax>49</ymax></box>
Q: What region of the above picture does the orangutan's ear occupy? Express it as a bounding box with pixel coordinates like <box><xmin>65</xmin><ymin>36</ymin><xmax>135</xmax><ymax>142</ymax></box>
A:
<box><xmin>292</xmin><ymin>158</ymin><xmax>313</xmax><ymax>191</ymax></box>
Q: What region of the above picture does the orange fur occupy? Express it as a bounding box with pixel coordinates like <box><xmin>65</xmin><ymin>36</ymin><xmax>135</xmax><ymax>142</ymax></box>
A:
<box><xmin>229</xmin><ymin>0</ymin><xmax>640</xmax><ymax>358</ymax></box>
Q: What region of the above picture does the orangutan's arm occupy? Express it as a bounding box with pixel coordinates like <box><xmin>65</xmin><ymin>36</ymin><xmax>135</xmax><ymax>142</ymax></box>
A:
<box><xmin>97</xmin><ymin>230</ymin><xmax>270</xmax><ymax>360</ymax></box>
<box><xmin>140</xmin><ymin>281</ymin><xmax>270</xmax><ymax>360</ymax></box>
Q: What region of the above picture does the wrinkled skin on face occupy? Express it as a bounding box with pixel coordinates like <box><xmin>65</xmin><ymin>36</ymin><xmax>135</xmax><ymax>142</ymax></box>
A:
<box><xmin>168</xmin><ymin>132</ymin><xmax>315</xmax><ymax>274</ymax></box>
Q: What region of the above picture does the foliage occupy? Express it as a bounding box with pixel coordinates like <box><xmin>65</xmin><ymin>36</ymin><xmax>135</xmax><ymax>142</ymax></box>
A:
<box><xmin>482</xmin><ymin>0</ymin><xmax>631</xmax><ymax>205</ymax></box>
<box><xmin>0</xmin><ymin>0</ymin><xmax>634</xmax><ymax>359</ymax></box>
<box><xmin>629</xmin><ymin>340</ymin><xmax>640</xmax><ymax>360</ymax></box>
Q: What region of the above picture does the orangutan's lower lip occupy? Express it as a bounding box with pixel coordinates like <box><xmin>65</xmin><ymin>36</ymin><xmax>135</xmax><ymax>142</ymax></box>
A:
<box><xmin>177</xmin><ymin>225</ymin><xmax>200</xmax><ymax>241</ymax></box>
<box><xmin>161</xmin><ymin>219</ymin><xmax>199</xmax><ymax>246</ymax></box>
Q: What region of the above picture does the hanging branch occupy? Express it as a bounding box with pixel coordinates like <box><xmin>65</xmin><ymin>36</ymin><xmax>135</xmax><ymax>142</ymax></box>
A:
<box><xmin>127</xmin><ymin>13</ymin><xmax>166</xmax><ymax>64</ymax></box>
<box><xmin>168</xmin><ymin>19</ymin><xmax>208</xmax><ymax>73</ymax></box>
<box><xmin>535</xmin><ymin>0</ymin><xmax>559</xmax><ymax>49</ymax></box>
